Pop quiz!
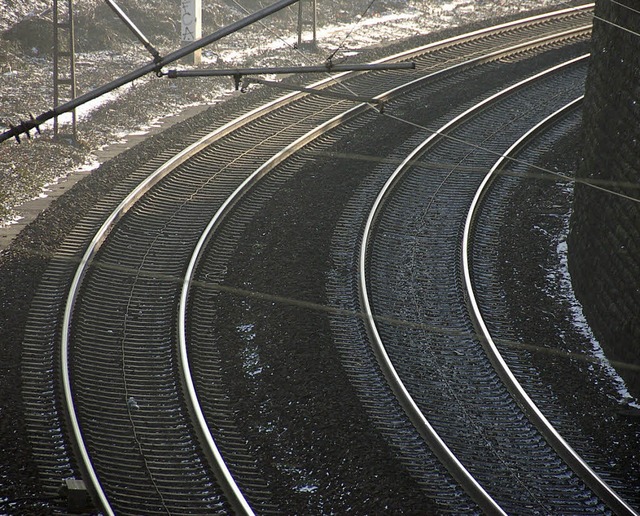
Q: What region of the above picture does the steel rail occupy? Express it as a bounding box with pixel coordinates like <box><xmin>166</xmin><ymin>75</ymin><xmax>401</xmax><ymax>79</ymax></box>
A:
<box><xmin>355</xmin><ymin>3</ymin><xmax>592</xmax><ymax>77</ymax></box>
<box><xmin>177</xmin><ymin>101</ymin><xmax>355</xmax><ymax>516</ymax></box>
<box><xmin>370</xmin><ymin>25</ymin><xmax>591</xmax><ymax>106</ymax></box>
<box><xmin>177</xmin><ymin>16</ymin><xmax>593</xmax><ymax>516</ymax></box>
<box><xmin>461</xmin><ymin>96</ymin><xmax>639</xmax><ymax>516</ymax></box>
<box><xmin>58</xmin><ymin>8</ymin><xmax>595</xmax><ymax>513</ymax></box>
<box><xmin>357</xmin><ymin>55</ymin><xmax>589</xmax><ymax>513</ymax></box>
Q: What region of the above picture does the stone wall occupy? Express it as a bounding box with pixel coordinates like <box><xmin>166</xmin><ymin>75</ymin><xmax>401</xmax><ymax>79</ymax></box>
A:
<box><xmin>568</xmin><ymin>0</ymin><xmax>640</xmax><ymax>398</ymax></box>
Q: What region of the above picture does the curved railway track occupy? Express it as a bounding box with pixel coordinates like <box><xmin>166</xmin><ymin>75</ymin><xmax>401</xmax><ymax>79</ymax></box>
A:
<box><xmin>359</xmin><ymin>59</ymin><xmax>590</xmax><ymax>515</ymax></box>
<box><xmin>354</xmin><ymin>54</ymin><xmax>636</xmax><ymax>512</ymax></box>
<box><xmin>20</xmin><ymin>3</ymin><xmax>640</xmax><ymax>514</ymax></box>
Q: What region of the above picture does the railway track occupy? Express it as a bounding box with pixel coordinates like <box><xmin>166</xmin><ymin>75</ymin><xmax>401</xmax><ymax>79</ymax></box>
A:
<box><xmin>20</xmin><ymin>3</ymin><xmax>639</xmax><ymax>514</ymax></box>
<box><xmin>354</xmin><ymin>51</ymin><xmax>636</xmax><ymax>512</ymax></box>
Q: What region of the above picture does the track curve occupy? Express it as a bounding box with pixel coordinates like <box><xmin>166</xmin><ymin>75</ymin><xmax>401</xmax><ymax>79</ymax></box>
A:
<box><xmin>19</xmin><ymin>4</ymin><xmax>639</xmax><ymax>514</ymax></box>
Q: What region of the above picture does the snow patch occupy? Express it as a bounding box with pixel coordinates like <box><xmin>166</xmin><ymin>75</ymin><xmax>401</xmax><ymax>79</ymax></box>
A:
<box><xmin>554</xmin><ymin>189</ymin><xmax>639</xmax><ymax>409</ymax></box>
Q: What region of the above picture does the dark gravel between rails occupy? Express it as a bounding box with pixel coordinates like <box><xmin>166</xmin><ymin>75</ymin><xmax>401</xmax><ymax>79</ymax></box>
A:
<box><xmin>0</xmin><ymin>4</ymin><xmax>603</xmax><ymax>513</ymax></box>
<box><xmin>497</xmin><ymin>126</ymin><xmax>640</xmax><ymax>507</ymax></box>
<box><xmin>191</xmin><ymin>113</ymin><xmax>444</xmax><ymax>514</ymax></box>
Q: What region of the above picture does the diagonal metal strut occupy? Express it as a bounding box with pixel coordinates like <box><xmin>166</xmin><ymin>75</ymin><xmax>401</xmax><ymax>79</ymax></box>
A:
<box><xmin>104</xmin><ymin>0</ymin><xmax>160</xmax><ymax>61</ymax></box>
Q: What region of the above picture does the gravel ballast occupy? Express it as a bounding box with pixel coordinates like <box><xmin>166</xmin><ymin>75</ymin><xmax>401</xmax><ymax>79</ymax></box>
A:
<box><xmin>0</xmin><ymin>2</ymin><xmax>599</xmax><ymax>512</ymax></box>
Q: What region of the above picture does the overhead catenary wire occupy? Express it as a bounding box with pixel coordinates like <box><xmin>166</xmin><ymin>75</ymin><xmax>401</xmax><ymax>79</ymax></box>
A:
<box><xmin>325</xmin><ymin>0</ymin><xmax>379</xmax><ymax>63</ymax></box>
<box><xmin>593</xmin><ymin>0</ymin><xmax>640</xmax><ymax>38</ymax></box>
<box><xmin>379</xmin><ymin>110</ymin><xmax>640</xmax><ymax>205</ymax></box>
<box><xmin>225</xmin><ymin>0</ymin><xmax>387</xmax><ymax>99</ymax></box>
<box><xmin>608</xmin><ymin>0</ymin><xmax>640</xmax><ymax>17</ymax></box>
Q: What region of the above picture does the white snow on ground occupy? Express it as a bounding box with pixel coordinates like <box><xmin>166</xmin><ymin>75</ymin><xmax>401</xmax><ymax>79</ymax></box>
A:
<box><xmin>42</xmin><ymin>81</ymin><xmax>136</xmax><ymax>130</ymax></box>
<box><xmin>551</xmin><ymin>186</ymin><xmax>640</xmax><ymax>408</ymax></box>
<box><xmin>0</xmin><ymin>214</ymin><xmax>23</xmax><ymax>229</ymax></box>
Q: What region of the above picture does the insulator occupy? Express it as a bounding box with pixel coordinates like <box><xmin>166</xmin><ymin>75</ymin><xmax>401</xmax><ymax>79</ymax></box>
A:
<box><xmin>30</xmin><ymin>114</ymin><xmax>41</xmax><ymax>134</ymax></box>
<box><xmin>9</xmin><ymin>123</ymin><xmax>21</xmax><ymax>144</ymax></box>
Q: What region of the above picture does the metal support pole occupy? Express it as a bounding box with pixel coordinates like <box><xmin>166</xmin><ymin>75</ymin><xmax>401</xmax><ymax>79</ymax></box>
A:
<box><xmin>297</xmin><ymin>0</ymin><xmax>317</xmax><ymax>49</ymax></box>
<box><xmin>297</xmin><ymin>0</ymin><xmax>303</xmax><ymax>48</ymax></box>
<box><xmin>312</xmin><ymin>0</ymin><xmax>317</xmax><ymax>46</ymax></box>
<box><xmin>181</xmin><ymin>0</ymin><xmax>203</xmax><ymax>65</ymax></box>
<box><xmin>53</xmin><ymin>0</ymin><xmax>77</xmax><ymax>142</ymax></box>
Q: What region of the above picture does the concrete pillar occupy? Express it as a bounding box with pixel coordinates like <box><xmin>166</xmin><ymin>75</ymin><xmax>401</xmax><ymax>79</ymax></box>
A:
<box><xmin>181</xmin><ymin>0</ymin><xmax>202</xmax><ymax>64</ymax></box>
